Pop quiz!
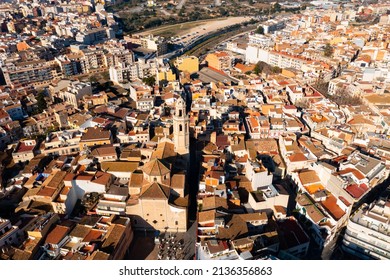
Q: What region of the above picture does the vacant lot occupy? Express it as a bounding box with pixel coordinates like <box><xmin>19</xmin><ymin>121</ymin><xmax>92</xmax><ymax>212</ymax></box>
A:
<box><xmin>136</xmin><ymin>16</ymin><xmax>252</xmax><ymax>38</ymax></box>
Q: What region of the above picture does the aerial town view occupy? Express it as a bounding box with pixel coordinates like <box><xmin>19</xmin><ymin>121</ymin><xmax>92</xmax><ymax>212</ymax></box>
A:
<box><xmin>0</xmin><ymin>0</ymin><xmax>390</xmax><ymax>262</ymax></box>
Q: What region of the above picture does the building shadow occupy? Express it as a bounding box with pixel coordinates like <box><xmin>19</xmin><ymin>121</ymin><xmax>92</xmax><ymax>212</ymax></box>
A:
<box><xmin>125</xmin><ymin>230</ymin><xmax>156</xmax><ymax>260</ymax></box>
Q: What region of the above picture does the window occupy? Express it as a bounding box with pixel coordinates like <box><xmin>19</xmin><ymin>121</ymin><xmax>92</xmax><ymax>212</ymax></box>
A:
<box><xmin>175</xmin><ymin>221</ymin><xmax>178</xmax><ymax>226</ymax></box>
<box><xmin>179</xmin><ymin>124</ymin><xmax>183</xmax><ymax>132</ymax></box>
<box><xmin>179</xmin><ymin>110</ymin><xmax>182</xmax><ymax>117</ymax></box>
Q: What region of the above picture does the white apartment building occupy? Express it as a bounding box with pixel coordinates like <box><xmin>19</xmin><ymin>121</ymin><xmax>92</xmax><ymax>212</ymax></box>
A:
<box><xmin>248</xmin><ymin>34</ymin><xmax>274</xmax><ymax>48</ymax></box>
<box><xmin>109</xmin><ymin>63</ymin><xmax>143</xmax><ymax>83</ymax></box>
<box><xmin>342</xmin><ymin>198</ymin><xmax>390</xmax><ymax>260</ymax></box>
<box><xmin>0</xmin><ymin>218</ymin><xmax>20</xmax><ymax>248</ymax></box>
<box><xmin>245</xmin><ymin>45</ymin><xmax>270</xmax><ymax>64</ymax></box>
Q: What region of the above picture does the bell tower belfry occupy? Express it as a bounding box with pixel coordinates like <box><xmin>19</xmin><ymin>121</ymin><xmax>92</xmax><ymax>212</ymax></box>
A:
<box><xmin>173</xmin><ymin>96</ymin><xmax>189</xmax><ymax>156</ymax></box>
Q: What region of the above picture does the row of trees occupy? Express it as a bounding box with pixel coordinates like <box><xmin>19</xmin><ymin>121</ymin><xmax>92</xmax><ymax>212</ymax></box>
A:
<box><xmin>326</xmin><ymin>88</ymin><xmax>362</xmax><ymax>106</ymax></box>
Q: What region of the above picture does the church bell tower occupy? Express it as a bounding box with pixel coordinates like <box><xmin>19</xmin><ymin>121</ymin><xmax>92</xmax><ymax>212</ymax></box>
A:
<box><xmin>173</xmin><ymin>96</ymin><xmax>189</xmax><ymax>156</ymax></box>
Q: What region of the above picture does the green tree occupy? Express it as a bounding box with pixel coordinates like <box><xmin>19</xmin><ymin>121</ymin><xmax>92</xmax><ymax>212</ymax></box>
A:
<box><xmin>254</xmin><ymin>62</ymin><xmax>263</xmax><ymax>75</ymax></box>
<box><xmin>255</xmin><ymin>26</ymin><xmax>264</xmax><ymax>35</ymax></box>
<box><xmin>89</xmin><ymin>75</ymin><xmax>98</xmax><ymax>83</ymax></box>
<box><xmin>271</xmin><ymin>66</ymin><xmax>282</xmax><ymax>73</ymax></box>
<box><xmin>274</xmin><ymin>3</ymin><xmax>282</xmax><ymax>12</ymax></box>
<box><xmin>253</xmin><ymin>61</ymin><xmax>273</xmax><ymax>75</ymax></box>
<box><xmin>323</xmin><ymin>43</ymin><xmax>334</xmax><ymax>57</ymax></box>
<box><xmin>36</xmin><ymin>91</ymin><xmax>47</xmax><ymax>113</ymax></box>
<box><xmin>101</xmin><ymin>70</ymin><xmax>110</xmax><ymax>81</ymax></box>
<box><xmin>142</xmin><ymin>76</ymin><xmax>156</xmax><ymax>87</ymax></box>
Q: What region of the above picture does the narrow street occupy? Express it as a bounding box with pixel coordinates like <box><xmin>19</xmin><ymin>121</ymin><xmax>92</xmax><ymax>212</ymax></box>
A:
<box><xmin>187</xmin><ymin>138</ymin><xmax>200</xmax><ymax>224</ymax></box>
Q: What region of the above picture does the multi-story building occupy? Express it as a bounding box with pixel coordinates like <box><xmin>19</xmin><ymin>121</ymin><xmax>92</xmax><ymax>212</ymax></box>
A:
<box><xmin>245</xmin><ymin>159</ymin><xmax>273</xmax><ymax>190</ymax></box>
<box><xmin>2</xmin><ymin>60</ymin><xmax>62</xmax><ymax>87</ymax></box>
<box><xmin>58</xmin><ymin>81</ymin><xmax>92</xmax><ymax>108</ymax></box>
<box><xmin>205</xmin><ymin>51</ymin><xmax>232</xmax><ymax>71</ymax></box>
<box><xmin>261</xmin><ymin>19</ymin><xmax>286</xmax><ymax>34</ymax></box>
<box><xmin>42</xmin><ymin>129</ymin><xmax>83</xmax><ymax>156</ymax></box>
<box><xmin>0</xmin><ymin>218</ymin><xmax>20</xmax><ymax>248</ymax></box>
<box><xmin>136</xmin><ymin>95</ymin><xmax>155</xmax><ymax>111</ymax></box>
<box><xmin>79</xmin><ymin>127</ymin><xmax>113</xmax><ymax>150</ymax></box>
<box><xmin>342</xmin><ymin>198</ymin><xmax>390</xmax><ymax>260</ymax></box>
<box><xmin>12</xmin><ymin>139</ymin><xmax>38</xmax><ymax>163</ymax></box>
<box><xmin>140</xmin><ymin>34</ymin><xmax>168</xmax><ymax>55</ymax></box>
<box><xmin>75</xmin><ymin>27</ymin><xmax>115</xmax><ymax>45</ymax></box>
<box><xmin>105</xmin><ymin>48</ymin><xmax>134</xmax><ymax>67</ymax></box>
<box><xmin>174</xmin><ymin>56</ymin><xmax>199</xmax><ymax>73</ymax></box>
<box><xmin>248</xmin><ymin>33</ymin><xmax>274</xmax><ymax>48</ymax></box>
<box><xmin>109</xmin><ymin>63</ymin><xmax>143</xmax><ymax>83</ymax></box>
<box><xmin>83</xmin><ymin>49</ymin><xmax>107</xmax><ymax>70</ymax></box>
<box><xmin>3</xmin><ymin>101</ymin><xmax>25</xmax><ymax>121</ymax></box>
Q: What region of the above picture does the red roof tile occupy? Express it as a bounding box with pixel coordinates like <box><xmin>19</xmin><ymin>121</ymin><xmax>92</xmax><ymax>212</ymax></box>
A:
<box><xmin>345</xmin><ymin>184</ymin><xmax>367</xmax><ymax>199</ymax></box>
<box><xmin>321</xmin><ymin>195</ymin><xmax>345</xmax><ymax>221</ymax></box>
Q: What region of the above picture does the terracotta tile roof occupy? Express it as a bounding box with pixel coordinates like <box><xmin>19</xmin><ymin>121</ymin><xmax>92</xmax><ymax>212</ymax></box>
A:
<box><xmin>15</xmin><ymin>142</ymin><xmax>35</xmax><ymax>153</ymax></box>
<box><xmin>348</xmin><ymin>115</ymin><xmax>375</xmax><ymax>126</ymax></box>
<box><xmin>129</xmin><ymin>172</ymin><xmax>145</xmax><ymax>189</ymax></box>
<box><xmin>80</xmin><ymin>127</ymin><xmax>111</xmax><ymax>142</ymax></box>
<box><xmin>170</xmin><ymin>196</ymin><xmax>188</xmax><ymax>208</ymax></box>
<box><xmin>101</xmin><ymin>224</ymin><xmax>126</xmax><ymax>255</ymax></box>
<box><xmin>235</xmin><ymin>63</ymin><xmax>255</xmax><ymax>73</ymax></box>
<box><xmin>151</xmin><ymin>141</ymin><xmax>176</xmax><ymax>160</ymax></box>
<box><xmin>140</xmin><ymin>182</ymin><xmax>170</xmax><ymax>200</ymax></box>
<box><xmin>69</xmin><ymin>224</ymin><xmax>91</xmax><ymax>239</ymax></box>
<box><xmin>198</xmin><ymin>210</ymin><xmax>215</xmax><ymax>224</ymax></box>
<box><xmin>142</xmin><ymin>158</ymin><xmax>170</xmax><ymax>176</ymax></box>
<box><xmin>338</xmin><ymin>196</ymin><xmax>351</xmax><ymax>207</ymax></box>
<box><xmin>239</xmin><ymin>212</ymin><xmax>267</xmax><ymax>222</ymax></box>
<box><xmin>206</xmin><ymin>240</ymin><xmax>229</xmax><ymax>254</ymax></box>
<box><xmin>345</xmin><ymin>183</ymin><xmax>368</xmax><ymax>199</ymax></box>
<box><xmin>170</xmin><ymin>173</ymin><xmax>185</xmax><ymax>190</ymax></box>
<box><xmin>337</xmin><ymin>168</ymin><xmax>365</xmax><ymax>180</ymax></box>
<box><xmin>75</xmin><ymin>171</ymin><xmax>112</xmax><ymax>186</ymax></box>
<box><xmin>36</xmin><ymin>186</ymin><xmax>57</xmax><ymax>198</ymax></box>
<box><xmin>101</xmin><ymin>161</ymin><xmax>139</xmax><ymax>173</ymax></box>
<box><xmin>305</xmin><ymin>183</ymin><xmax>325</xmax><ymax>195</ymax></box>
<box><xmin>82</xmin><ymin>229</ymin><xmax>104</xmax><ymax>243</ymax></box>
<box><xmin>45</xmin><ymin>225</ymin><xmax>70</xmax><ymax>245</ymax></box>
<box><xmin>288</xmin><ymin>153</ymin><xmax>307</xmax><ymax>162</ymax></box>
<box><xmin>91</xmin><ymin>145</ymin><xmax>116</xmax><ymax>157</ymax></box>
<box><xmin>202</xmin><ymin>196</ymin><xmax>228</xmax><ymax>211</ymax></box>
<box><xmin>321</xmin><ymin>195</ymin><xmax>345</xmax><ymax>221</ymax></box>
<box><xmin>298</xmin><ymin>170</ymin><xmax>320</xmax><ymax>186</ymax></box>
<box><xmin>214</xmin><ymin>51</ymin><xmax>229</xmax><ymax>57</ymax></box>
<box><xmin>217</xmin><ymin>214</ymin><xmax>249</xmax><ymax>240</ymax></box>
